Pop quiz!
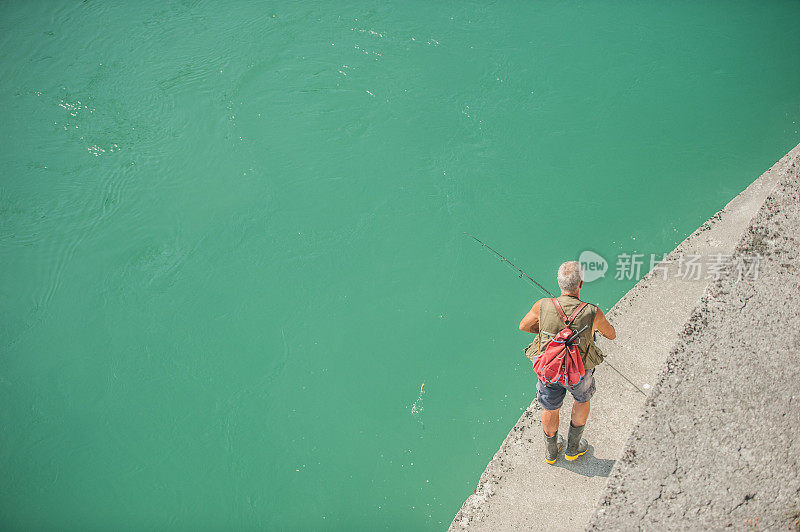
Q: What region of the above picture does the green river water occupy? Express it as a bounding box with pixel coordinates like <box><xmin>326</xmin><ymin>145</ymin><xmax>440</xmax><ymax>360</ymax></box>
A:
<box><xmin>2</xmin><ymin>1</ymin><xmax>799</xmax><ymax>529</ymax></box>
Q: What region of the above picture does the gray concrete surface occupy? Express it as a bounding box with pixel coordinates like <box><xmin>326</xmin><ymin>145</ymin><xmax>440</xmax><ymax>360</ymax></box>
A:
<box><xmin>449</xmin><ymin>142</ymin><xmax>800</xmax><ymax>531</ymax></box>
<box><xmin>589</xmin><ymin>154</ymin><xmax>800</xmax><ymax>529</ymax></box>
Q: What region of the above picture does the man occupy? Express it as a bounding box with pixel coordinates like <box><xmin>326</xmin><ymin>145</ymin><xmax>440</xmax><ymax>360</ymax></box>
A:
<box><xmin>518</xmin><ymin>261</ymin><xmax>616</xmax><ymax>464</ymax></box>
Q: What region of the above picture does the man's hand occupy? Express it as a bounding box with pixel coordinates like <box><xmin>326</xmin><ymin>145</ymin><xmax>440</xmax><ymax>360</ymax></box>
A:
<box><xmin>519</xmin><ymin>300</ymin><xmax>542</xmax><ymax>333</ymax></box>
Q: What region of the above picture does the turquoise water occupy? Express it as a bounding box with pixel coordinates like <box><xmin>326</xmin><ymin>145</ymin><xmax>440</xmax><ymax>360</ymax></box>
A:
<box><xmin>2</xmin><ymin>1</ymin><xmax>799</xmax><ymax>529</ymax></box>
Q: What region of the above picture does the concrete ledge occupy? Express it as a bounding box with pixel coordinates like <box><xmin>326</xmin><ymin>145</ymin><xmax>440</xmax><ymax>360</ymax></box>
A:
<box><xmin>589</xmin><ymin>150</ymin><xmax>800</xmax><ymax>529</ymax></box>
<box><xmin>449</xmin><ymin>142</ymin><xmax>800</xmax><ymax>531</ymax></box>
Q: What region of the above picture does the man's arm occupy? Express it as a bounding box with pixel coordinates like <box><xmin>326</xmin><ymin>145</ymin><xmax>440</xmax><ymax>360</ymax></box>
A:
<box><xmin>519</xmin><ymin>299</ymin><xmax>543</xmax><ymax>333</ymax></box>
<box><xmin>593</xmin><ymin>307</ymin><xmax>616</xmax><ymax>339</ymax></box>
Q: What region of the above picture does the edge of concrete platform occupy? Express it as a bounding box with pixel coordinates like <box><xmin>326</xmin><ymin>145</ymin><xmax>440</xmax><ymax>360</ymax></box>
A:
<box><xmin>449</xmin><ymin>142</ymin><xmax>800</xmax><ymax>531</ymax></box>
<box><xmin>588</xmin><ymin>146</ymin><xmax>800</xmax><ymax>529</ymax></box>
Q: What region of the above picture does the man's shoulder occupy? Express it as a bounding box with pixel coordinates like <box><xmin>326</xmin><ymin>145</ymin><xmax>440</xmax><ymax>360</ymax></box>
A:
<box><xmin>586</xmin><ymin>302</ymin><xmax>605</xmax><ymax>317</ymax></box>
<box><xmin>578</xmin><ymin>299</ymin><xmax>601</xmax><ymax>313</ymax></box>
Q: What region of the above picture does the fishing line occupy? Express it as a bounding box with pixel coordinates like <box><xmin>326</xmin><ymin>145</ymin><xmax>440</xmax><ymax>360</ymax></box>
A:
<box><xmin>464</xmin><ymin>232</ymin><xmax>647</xmax><ymax>397</ymax></box>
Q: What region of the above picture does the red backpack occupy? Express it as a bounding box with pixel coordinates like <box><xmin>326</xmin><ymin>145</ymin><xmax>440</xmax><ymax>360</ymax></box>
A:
<box><xmin>533</xmin><ymin>299</ymin><xmax>590</xmax><ymax>387</ymax></box>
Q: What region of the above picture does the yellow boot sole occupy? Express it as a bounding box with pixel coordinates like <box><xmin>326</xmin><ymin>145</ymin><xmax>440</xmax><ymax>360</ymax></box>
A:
<box><xmin>564</xmin><ymin>449</ymin><xmax>587</xmax><ymax>461</ymax></box>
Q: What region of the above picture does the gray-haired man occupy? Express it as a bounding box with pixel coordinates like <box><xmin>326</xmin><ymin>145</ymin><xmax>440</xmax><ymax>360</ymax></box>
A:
<box><xmin>519</xmin><ymin>261</ymin><xmax>616</xmax><ymax>464</ymax></box>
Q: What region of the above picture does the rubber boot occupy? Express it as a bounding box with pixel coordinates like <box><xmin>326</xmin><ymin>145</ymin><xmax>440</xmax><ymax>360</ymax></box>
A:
<box><xmin>544</xmin><ymin>431</ymin><xmax>564</xmax><ymax>465</ymax></box>
<box><xmin>565</xmin><ymin>422</ymin><xmax>588</xmax><ymax>461</ymax></box>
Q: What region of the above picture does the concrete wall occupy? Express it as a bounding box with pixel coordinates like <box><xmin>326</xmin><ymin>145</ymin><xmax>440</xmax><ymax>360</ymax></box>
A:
<box><xmin>589</xmin><ymin>148</ymin><xmax>800</xmax><ymax>529</ymax></box>
<box><xmin>449</xmin><ymin>142</ymin><xmax>800</xmax><ymax>531</ymax></box>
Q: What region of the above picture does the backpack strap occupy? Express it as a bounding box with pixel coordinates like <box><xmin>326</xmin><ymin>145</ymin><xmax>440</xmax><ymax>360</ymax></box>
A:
<box><xmin>551</xmin><ymin>298</ymin><xmax>570</xmax><ymax>322</ymax></box>
<box><xmin>552</xmin><ymin>298</ymin><xmax>589</xmax><ymax>326</ymax></box>
<box><xmin>568</xmin><ymin>302</ymin><xmax>589</xmax><ymax>324</ymax></box>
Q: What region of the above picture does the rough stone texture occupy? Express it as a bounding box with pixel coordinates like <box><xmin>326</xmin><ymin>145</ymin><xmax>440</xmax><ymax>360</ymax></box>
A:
<box><xmin>589</xmin><ymin>155</ymin><xmax>800</xmax><ymax>530</ymax></box>
<box><xmin>450</xmin><ymin>142</ymin><xmax>800</xmax><ymax>531</ymax></box>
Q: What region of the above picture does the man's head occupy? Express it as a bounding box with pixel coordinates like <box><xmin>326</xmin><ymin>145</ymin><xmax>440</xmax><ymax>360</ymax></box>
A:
<box><xmin>557</xmin><ymin>261</ymin><xmax>584</xmax><ymax>295</ymax></box>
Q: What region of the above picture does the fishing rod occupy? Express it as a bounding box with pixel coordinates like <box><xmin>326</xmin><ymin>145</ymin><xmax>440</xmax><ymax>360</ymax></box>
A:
<box><xmin>464</xmin><ymin>232</ymin><xmax>647</xmax><ymax>397</ymax></box>
<box><xmin>463</xmin><ymin>232</ymin><xmax>556</xmax><ymax>298</ymax></box>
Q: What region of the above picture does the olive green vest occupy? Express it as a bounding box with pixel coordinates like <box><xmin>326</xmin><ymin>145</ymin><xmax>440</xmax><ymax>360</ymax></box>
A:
<box><xmin>536</xmin><ymin>295</ymin><xmax>605</xmax><ymax>371</ymax></box>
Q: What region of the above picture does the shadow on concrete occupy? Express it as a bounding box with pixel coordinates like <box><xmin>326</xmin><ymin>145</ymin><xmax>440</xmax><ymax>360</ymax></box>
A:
<box><xmin>552</xmin><ymin>446</ymin><xmax>615</xmax><ymax>478</ymax></box>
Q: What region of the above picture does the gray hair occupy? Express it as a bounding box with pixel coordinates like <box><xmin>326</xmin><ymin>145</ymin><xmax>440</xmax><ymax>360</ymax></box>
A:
<box><xmin>557</xmin><ymin>261</ymin><xmax>584</xmax><ymax>293</ymax></box>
